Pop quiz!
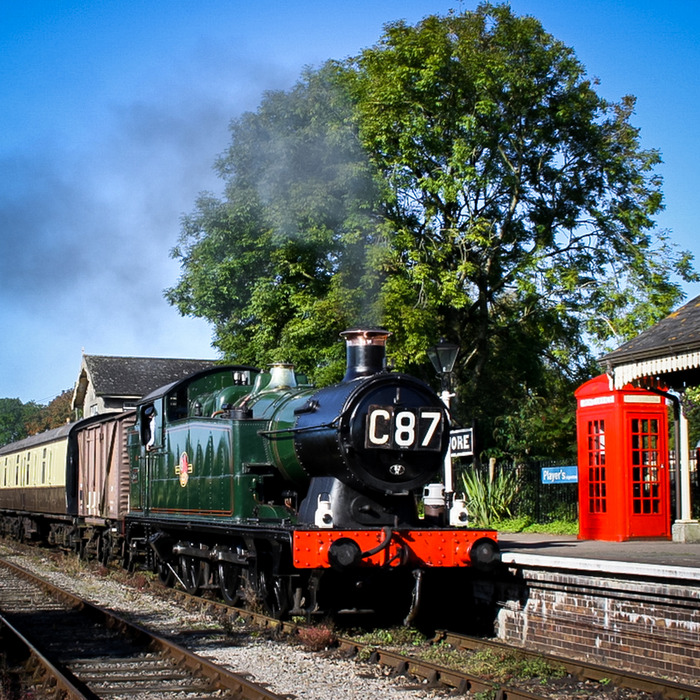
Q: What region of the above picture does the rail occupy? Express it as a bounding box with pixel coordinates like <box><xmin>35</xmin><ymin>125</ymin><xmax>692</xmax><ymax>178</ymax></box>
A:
<box><xmin>0</xmin><ymin>557</ymin><xmax>287</xmax><ymax>700</ymax></box>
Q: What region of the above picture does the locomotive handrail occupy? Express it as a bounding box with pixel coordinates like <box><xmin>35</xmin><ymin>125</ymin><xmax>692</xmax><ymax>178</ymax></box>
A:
<box><xmin>257</xmin><ymin>417</ymin><xmax>341</xmax><ymax>440</ymax></box>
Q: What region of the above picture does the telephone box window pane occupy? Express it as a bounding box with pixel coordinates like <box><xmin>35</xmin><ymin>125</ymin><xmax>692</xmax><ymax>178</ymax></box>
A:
<box><xmin>586</xmin><ymin>420</ymin><xmax>606</xmax><ymax>513</ymax></box>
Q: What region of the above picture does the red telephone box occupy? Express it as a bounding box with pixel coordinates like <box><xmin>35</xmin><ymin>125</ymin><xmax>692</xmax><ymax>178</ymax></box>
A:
<box><xmin>575</xmin><ymin>374</ymin><xmax>670</xmax><ymax>541</ymax></box>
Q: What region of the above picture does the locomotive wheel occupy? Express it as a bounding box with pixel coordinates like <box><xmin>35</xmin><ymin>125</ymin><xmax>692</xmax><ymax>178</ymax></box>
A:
<box><xmin>258</xmin><ymin>568</ymin><xmax>291</xmax><ymax>619</ymax></box>
<box><xmin>179</xmin><ymin>554</ymin><xmax>203</xmax><ymax>595</ymax></box>
<box><xmin>218</xmin><ymin>562</ymin><xmax>242</xmax><ymax>605</ymax></box>
<box><xmin>156</xmin><ymin>558</ymin><xmax>175</xmax><ymax>587</ymax></box>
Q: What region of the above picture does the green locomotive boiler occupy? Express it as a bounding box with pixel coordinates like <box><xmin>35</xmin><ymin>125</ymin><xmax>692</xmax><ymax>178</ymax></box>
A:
<box><xmin>124</xmin><ymin>329</ymin><xmax>499</xmax><ymax>620</ymax></box>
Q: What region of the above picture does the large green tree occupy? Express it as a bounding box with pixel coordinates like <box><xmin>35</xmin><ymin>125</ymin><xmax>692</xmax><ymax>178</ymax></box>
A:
<box><xmin>167</xmin><ymin>4</ymin><xmax>696</xmax><ymax>457</ymax></box>
<box><xmin>345</xmin><ymin>4</ymin><xmax>694</xmax><ymax>446</ymax></box>
<box><xmin>0</xmin><ymin>398</ymin><xmax>32</xmax><ymax>446</ymax></box>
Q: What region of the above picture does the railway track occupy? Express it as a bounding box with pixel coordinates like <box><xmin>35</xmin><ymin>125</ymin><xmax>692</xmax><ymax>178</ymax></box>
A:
<box><xmin>431</xmin><ymin>630</ymin><xmax>700</xmax><ymax>700</ymax></box>
<box><xmin>112</xmin><ymin>592</ymin><xmax>549</xmax><ymax>700</ymax></box>
<box><xmin>0</xmin><ymin>557</ymin><xmax>286</xmax><ymax>699</ymax></box>
<box><xmin>3</xmin><ymin>542</ymin><xmax>698</xmax><ymax>700</ymax></box>
<box><xmin>147</xmin><ymin>588</ymin><xmax>696</xmax><ymax>700</ymax></box>
<box><xmin>0</xmin><ymin>551</ymin><xmax>554</xmax><ymax>700</ymax></box>
<box><xmin>160</xmin><ymin>583</ymin><xmax>700</xmax><ymax>700</ymax></box>
<box><xmin>83</xmin><ymin>575</ymin><xmax>700</xmax><ymax>700</ymax></box>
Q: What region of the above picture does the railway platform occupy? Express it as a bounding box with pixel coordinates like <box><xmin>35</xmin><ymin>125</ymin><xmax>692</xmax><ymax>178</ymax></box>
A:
<box><xmin>482</xmin><ymin>533</ymin><xmax>700</xmax><ymax>683</ymax></box>
<box><xmin>499</xmin><ymin>532</ymin><xmax>700</xmax><ymax>580</ymax></box>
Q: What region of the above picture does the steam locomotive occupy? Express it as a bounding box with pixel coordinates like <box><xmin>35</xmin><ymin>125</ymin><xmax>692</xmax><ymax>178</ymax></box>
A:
<box><xmin>0</xmin><ymin>329</ymin><xmax>499</xmax><ymax>621</ymax></box>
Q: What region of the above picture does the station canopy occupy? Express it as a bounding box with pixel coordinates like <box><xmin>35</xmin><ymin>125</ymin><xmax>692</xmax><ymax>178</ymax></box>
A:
<box><xmin>603</xmin><ymin>295</ymin><xmax>700</xmax><ymax>391</ymax></box>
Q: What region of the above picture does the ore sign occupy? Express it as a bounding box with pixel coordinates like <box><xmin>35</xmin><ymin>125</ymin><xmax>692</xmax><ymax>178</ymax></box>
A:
<box><xmin>449</xmin><ymin>428</ymin><xmax>474</xmax><ymax>457</ymax></box>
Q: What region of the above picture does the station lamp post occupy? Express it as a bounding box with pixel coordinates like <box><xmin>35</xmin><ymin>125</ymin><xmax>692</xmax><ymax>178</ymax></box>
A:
<box><xmin>427</xmin><ymin>340</ymin><xmax>468</xmax><ymax>525</ymax></box>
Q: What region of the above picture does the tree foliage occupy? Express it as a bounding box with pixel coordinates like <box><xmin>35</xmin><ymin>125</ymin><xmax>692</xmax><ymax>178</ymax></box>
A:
<box><xmin>680</xmin><ymin>387</ymin><xmax>700</xmax><ymax>451</ymax></box>
<box><xmin>167</xmin><ymin>3</ymin><xmax>696</xmax><ymax>458</ymax></box>
<box><xmin>23</xmin><ymin>390</ymin><xmax>73</xmax><ymax>436</ymax></box>
<box><xmin>0</xmin><ymin>398</ymin><xmax>36</xmax><ymax>446</ymax></box>
<box><xmin>0</xmin><ymin>391</ymin><xmax>73</xmax><ymax>447</ymax></box>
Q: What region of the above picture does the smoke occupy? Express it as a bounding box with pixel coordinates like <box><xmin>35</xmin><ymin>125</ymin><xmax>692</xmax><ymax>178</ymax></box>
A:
<box><xmin>0</xmin><ymin>42</ymin><xmax>297</xmax><ymax>402</ymax></box>
<box><xmin>0</xmin><ymin>102</ymin><xmax>219</xmax><ymax>316</ymax></box>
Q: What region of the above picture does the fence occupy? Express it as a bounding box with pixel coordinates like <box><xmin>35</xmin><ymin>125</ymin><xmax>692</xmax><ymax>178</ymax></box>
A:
<box><xmin>511</xmin><ymin>459</ymin><xmax>579</xmax><ymax>523</ymax></box>
<box><xmin>669</xmin><ymin>451</ymin><xmax>700</xmax><ymax>520</ymax></box>
<box><xmin>498</xmin><ymin>455</ymin><xmax>699</xmax><ymax>524</ymax></box>
<box><xmin>463</xmin><ymin>459</ymin><xmax>579</xmax><ymax>524</ymax></box>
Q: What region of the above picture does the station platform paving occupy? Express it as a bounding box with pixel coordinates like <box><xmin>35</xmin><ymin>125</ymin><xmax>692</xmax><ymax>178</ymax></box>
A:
<box><xmin>498</xmin><ymin>532</ymin><xmax>700</xmax><ymax>581</ymax></box>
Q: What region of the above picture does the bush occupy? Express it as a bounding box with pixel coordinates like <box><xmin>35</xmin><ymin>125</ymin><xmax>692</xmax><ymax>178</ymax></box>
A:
<box><xmin>297</xmin><ymin>624</ymin><xmax>337</xmax><ymax>651</ymax></box>
<box><xmin>494</xmin><ymin>517</ymin><xmax>579</xmax><ymax>535</ymax></box>
<box><xmin>492</xmin><ymin>516</ymin><xmax>533</xmax><ymax>532</ymax></box>
<box><xmin>461</xmin><ymin>467</ymin><xmax>518</xmax><ymax>528</ymax></box>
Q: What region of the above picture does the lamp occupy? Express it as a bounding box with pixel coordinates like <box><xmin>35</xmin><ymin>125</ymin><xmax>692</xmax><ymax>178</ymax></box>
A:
<box><xmin>427</xmin><ymin>339</ymin><xmax>459</xmax><ymax>396</ymax></box>
<box><xmin>425</xmin><ymin>338</ymin><xmax>466</xmax><ymax>525</ymax></box>
<box><xmin>426</xmin><ymin>340</ymin><xmax>459</xmax><ymax>376</ymax></box>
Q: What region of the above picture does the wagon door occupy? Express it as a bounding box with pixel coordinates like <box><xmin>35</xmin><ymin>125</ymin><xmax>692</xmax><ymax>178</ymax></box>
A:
<box><xmin>77</xmin><ymin>422</ymin><xmax>100</xmax><ymax>519</ymax></box>
<box><xmin>95</xmin><ymin>412</ymin><xmax>134</xmax><ymax>521</ymax></box>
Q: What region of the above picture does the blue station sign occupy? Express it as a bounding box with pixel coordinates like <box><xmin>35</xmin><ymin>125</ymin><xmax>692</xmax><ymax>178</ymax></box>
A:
<box><xmin>541</xmin><ymin>465</ymin><xmax>578</xmax><ymax>484</ymax></box>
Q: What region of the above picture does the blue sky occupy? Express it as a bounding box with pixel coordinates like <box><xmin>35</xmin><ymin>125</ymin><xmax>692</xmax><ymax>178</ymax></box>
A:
<box><xmin>1</xmin><ymin>1</ymin><xmax>699</xmax><ymax>403</ymax></box>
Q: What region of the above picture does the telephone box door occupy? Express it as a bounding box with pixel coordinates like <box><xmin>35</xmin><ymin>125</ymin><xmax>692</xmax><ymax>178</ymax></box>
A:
<box><xmin>628</xmin><ymin>413</ymin><xmax>668</xmax><ymax>537</ymax></box>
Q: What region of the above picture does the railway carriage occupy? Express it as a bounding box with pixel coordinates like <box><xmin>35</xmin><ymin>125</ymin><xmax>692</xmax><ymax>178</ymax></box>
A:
<box><xmin>0</xmin><ymin>424</ymin><xmax>72</xmax><ymax>521</ymax></box>
<box><xmin>0</xmin><ymin>411</ymin><xmax>135</xmax><ymax>558</ymax></box>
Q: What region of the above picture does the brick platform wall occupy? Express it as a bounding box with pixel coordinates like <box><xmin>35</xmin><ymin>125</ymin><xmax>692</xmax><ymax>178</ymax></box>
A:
<box><xmin>485</xmin><ymin>566</ymin><xmax>700</xmax><ymax>682</ymax></box>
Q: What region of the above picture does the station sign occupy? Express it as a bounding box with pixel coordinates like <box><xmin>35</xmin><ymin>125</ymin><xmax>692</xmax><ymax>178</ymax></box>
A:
<box><xmin>541</xmin><ymin>465</ymin><xmax>578</xmax><ymax>484</ymax></box>
<box><xmin>449</xmin><ymin>428</ymin><xmax>474</xmax><ymax>457</ymax></box>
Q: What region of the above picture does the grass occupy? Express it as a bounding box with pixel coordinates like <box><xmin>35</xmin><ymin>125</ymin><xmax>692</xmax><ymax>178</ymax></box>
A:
<box><xmin>419</xmin><ymin>644</ymin><xmax>567</xmax><ymax>684</ymax></box>
<box><xmin>493</xmin><ymin>516</ymin><xmax>579</xmax><ymax>535</ymax></box>
<box><xmin>348</xmin><ymin>627</ymin><xmax>427</xmax><ymax>661</ymax></box>
<box><xmin>348</xmin><ymin>629</ymin><xmax>567</xmax><ymax>687</ymax></box>
<box><xmin>349</xmin><ymin>627</ymin><xmax>427</xmax><ymax>648</ymax></box>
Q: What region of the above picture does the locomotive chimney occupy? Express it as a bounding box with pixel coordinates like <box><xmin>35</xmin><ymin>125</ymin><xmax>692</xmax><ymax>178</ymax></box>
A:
<box><xmin>340</xmin><ymin>329</ymin><xmax>391</xmax><ymax>381</ymax></box>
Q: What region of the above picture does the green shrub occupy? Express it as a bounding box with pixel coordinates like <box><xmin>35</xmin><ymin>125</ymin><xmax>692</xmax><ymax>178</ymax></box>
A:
<box><xmin>461</xmin><ymin>468</ymin><xmax>518</xmax><ymax>528</ymax></box>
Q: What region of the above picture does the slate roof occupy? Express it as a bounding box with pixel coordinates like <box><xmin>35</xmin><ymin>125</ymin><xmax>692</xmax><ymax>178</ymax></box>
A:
<box><xmin>602</xmin><ymin>294</ymin><xmax>700</xmax><ymax>389</ymax></box>
<box><xmin>82</xmin><ymin>355</ymin><xmax>220</xmax><ymax>398</ymax></box>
